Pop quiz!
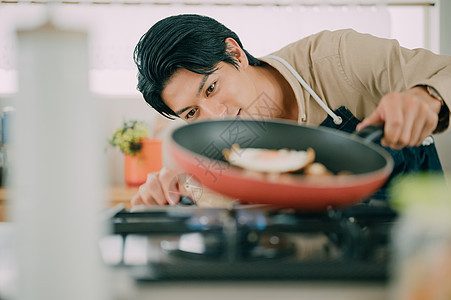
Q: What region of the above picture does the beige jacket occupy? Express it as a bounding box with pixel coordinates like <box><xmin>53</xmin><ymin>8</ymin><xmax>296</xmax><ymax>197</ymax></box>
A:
<box><xmin>261</xmin><ymin>29</ymin><xmax>451</xmax><ymax>131</ymax></box>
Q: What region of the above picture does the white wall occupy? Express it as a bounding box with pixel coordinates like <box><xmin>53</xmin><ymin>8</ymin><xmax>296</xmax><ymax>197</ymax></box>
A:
<box><xmin>0</xmin><ymin>3</ymin><xmax>432</xmax><ymax>97</ymax></box>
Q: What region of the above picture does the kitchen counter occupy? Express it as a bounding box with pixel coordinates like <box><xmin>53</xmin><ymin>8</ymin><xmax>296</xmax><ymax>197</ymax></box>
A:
<box><xmin>0</xmin><ymin>200</ymin><xmax>392</xmax><ymax>300</ymax></box>
<box><xmin>109</xmin><ymin>271</ymin><xmax>390</xmax><ymax>300</ymax></box>
<box><xmin>0</xmin><ymin>185</ymin><xmax>138</xmax><ymax>222</ymax></box>
<box><xmin>0</xmin><ymin>220</ymin><xmax>389</xmax><ymax>300</ymax></box>
<box><xmin>107</xmin><ymin>185</ymin><xmax>138</xmax><ymax>209</ymax></box>
<box><xmin>0</xmin><ymin>188</ymin><xmax>9</xmax><ymax>222</ymax></box>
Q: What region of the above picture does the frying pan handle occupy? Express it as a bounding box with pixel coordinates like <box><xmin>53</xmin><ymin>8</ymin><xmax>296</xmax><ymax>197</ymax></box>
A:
<box><xmin>355</xmin><ymin>124</ymin><xmax>384</xmax><ymax>142</ymax></box>
<box><xmin>177</xmin><ymin>195</ymin><xmax>197</xmax><ymax>206</ymax></box>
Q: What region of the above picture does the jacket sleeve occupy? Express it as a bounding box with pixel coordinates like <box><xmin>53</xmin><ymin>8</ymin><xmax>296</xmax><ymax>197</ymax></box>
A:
<box><xmin>338</xmin><ymin>29</ymin><xmax>451</xmax><ymax>133</ymax></box>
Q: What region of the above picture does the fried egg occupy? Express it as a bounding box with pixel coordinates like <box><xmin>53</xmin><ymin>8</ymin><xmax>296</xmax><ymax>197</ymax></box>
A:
<box><xmin>222</xmin><ymin>144</ymin><xmax>315</xmax><ymax>173</ymax></box>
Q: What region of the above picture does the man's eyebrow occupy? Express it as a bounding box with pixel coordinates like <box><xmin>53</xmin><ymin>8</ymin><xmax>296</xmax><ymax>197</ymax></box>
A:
<box><xmin>175</xmin><ymin>106</ymin><xmax>193</xmax><ymax>116</ymax></box>
<box><xmin>197</xmin><ymin>74</ymin><xmax>209</xmax><ymax>97</ymax></box>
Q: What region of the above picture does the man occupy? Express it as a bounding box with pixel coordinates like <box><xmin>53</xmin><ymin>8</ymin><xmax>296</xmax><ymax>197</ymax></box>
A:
<box><xmin>131</xmin><ymin>14</ymin><xmax>450</xmax><ymax>207</ymax></box>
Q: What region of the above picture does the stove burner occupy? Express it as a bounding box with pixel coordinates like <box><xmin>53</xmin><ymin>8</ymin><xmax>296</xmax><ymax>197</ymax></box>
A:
<box><xmin>161</xmin><ymin>232</ymin><xmax>296</xmax><ymax>261</ymax></box>
<box><xmin>103</xmin><ymin>202</ymin><xmax>397</xmax><ymax>281</ymax></box>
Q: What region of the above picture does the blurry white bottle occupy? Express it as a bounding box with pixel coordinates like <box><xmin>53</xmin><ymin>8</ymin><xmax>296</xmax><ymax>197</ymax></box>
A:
<box><xmin>10</xmin><ymin>20</ymin><xmax>107</xmax><ymax>300</ymax></box>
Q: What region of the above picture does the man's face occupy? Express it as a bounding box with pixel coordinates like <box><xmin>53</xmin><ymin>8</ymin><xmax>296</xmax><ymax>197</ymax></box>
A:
<box><xmin>162</xmin><ymin>62</ymin><xmax>282</xmax><ymax>122</ymax></box>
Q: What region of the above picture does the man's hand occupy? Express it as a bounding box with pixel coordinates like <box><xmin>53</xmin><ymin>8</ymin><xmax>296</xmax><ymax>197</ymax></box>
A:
<box><xmin>356</xmin><ymin>86</ymin><xmax>441</xmax><ymax>149</ymax></box>
<box><xmin>130</xmin><ymin>167</ymin><xmax>188</xmax><ymax>206</ymax></box>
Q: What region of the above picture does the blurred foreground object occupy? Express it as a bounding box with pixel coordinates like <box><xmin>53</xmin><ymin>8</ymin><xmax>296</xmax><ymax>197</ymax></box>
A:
<box><xmin>10</xmin><ymin>20</ymin><xmax>107</xmax><ymax>299</ymax></box>
<box><xmin>390</xmin><ymin>174</ymin><xmax>451</xmax><ymax>300</ymax></box>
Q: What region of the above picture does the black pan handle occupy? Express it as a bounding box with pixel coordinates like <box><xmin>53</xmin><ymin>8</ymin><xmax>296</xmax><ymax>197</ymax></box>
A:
<box><xmin>177</xmin><ymin>195</ymin><xmax>197</xmax><ymax>206</ymax></box>
<box><xmin>355</xmin><ymin>124</ymin><xmax>384</xmax><ymax>143</ymax></box>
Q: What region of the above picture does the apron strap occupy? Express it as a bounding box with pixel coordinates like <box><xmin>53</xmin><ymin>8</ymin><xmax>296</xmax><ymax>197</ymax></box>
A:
<box><xmin>265</xmin><ymin>55</ymin><xmax>343</xmax><ymax>125</ymax></box>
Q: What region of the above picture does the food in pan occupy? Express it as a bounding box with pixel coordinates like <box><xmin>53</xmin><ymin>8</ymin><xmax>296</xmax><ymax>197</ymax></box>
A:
<box><xmin>222</xmin><ymin>144</ymin><xmax>319</xmax><ymax>174</ymax></box>
<box><xmin>222</xmin><ymin>144</ymin><xmax>340</xmax><ymax>176</ymax></box>
<box><xmin>303</xmin><ymin>162</ymin><xmax>333</xmax><ymax>176</ymax></box>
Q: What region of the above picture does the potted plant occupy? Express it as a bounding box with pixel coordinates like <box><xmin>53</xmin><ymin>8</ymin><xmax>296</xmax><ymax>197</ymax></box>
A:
<box><xmin>110</xmin><ymin>120</ymin><xmax>162</xmax><ymax>186</ymax></box>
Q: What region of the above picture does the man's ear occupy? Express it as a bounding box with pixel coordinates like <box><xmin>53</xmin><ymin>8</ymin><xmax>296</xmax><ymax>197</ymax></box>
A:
<box><xmin>225</xmin><ymin>37</ymin><xmax>249</xmax><ymax>69</ymax></box>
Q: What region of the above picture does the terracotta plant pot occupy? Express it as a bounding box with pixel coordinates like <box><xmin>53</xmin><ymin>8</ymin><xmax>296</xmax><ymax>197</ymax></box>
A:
<box><xmin>124</xmin><ymin>138</ymin><xmax>162</xmax><ymax>187</ymax></box>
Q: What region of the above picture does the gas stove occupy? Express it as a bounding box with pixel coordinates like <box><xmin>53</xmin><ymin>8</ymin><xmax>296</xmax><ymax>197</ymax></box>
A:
<box><xmin>100</xmin><ymin>201</ymin><xmax>397</xmax><ymax>282</ymax></box>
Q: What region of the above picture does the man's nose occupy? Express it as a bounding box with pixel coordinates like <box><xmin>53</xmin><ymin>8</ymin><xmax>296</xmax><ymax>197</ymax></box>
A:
<box><xmin>199</xmin><ymin>101</ymin><xmax>227</xmax><ymax>118</ymax></box>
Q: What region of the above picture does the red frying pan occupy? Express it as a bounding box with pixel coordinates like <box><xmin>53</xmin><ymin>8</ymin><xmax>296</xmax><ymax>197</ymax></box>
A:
<box><xmin>170</xmin><ymin>119</ymin><xmax>393</xmax><ymax>210</ymax></box>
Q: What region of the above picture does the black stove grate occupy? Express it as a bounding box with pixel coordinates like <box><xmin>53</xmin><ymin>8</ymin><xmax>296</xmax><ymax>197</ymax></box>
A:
<box><xmin>103</xmin><ymin>202</ymin><xmax>397</xmax><ymax>282</ymax></box>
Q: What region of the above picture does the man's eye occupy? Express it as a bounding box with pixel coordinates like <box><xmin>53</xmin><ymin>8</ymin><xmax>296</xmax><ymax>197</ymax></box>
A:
<box><xmin>185</xmin><ymin>108</ymin><xmax>198</xmax><ymax>119</ymax></box>
<box><xmin>206</xmin><ymin>82</ymin><xmax>216</xmax><ymax>96</ymax></box>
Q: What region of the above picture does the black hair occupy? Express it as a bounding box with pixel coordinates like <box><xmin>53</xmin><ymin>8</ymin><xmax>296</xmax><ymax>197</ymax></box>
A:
<box><xmin>133</xmin><ymin>14</ymin><xmax>262</xmax><ymax>119</ymax></box>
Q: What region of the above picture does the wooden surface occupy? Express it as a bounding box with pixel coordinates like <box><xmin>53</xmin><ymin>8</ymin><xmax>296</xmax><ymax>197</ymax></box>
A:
<box><xmin>0</xmin><ymin>188</ymin><xmax>8</xmax><ymax>222</ymax></box>
<box><xmin>107</xmin><ymin>185</ymin><xmax>138</xmax><ymax>209</ymax></box>
<box><xmin>0</xmin><ymin>185</ymin><xmax>138</xmax><ymax>222</ymax></box>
